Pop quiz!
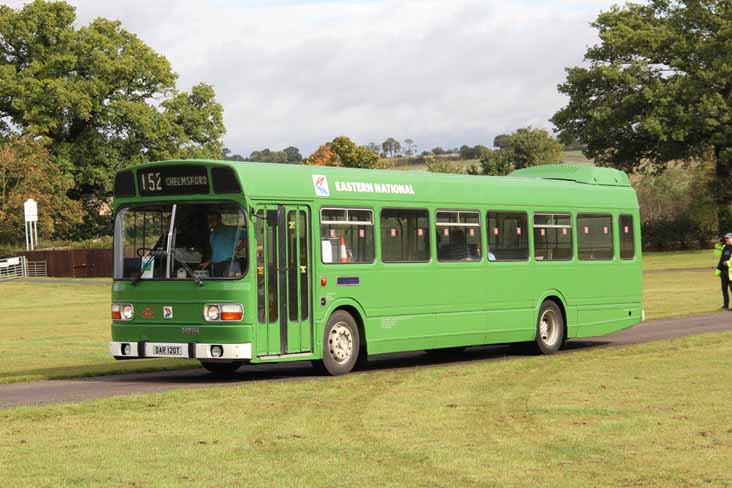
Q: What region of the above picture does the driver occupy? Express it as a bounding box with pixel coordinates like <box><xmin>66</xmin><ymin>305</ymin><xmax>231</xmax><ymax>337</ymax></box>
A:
<box><xmin>200</xmin><ymin>211</ymin><xmax>246</xmax><ymax>277</ymax></box>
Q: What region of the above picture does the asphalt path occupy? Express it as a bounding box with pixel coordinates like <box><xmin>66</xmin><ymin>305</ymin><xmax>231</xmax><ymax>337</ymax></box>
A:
<box><xmin>2</xmin><ymin>311</ymin><xmax>731</xmax><ymax>409</ymax></box>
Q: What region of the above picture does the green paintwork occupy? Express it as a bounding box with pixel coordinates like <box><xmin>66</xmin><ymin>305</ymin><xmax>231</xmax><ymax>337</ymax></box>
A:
<box><xmin>111</xmin><ymin>159</ymin><xmax>642</xmax><ymax>363</ymax></box>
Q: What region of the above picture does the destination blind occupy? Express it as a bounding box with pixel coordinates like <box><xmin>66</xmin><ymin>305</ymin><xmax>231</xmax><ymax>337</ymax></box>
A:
<box><xmin>138</xmin><ymin>166</ymin><xmax>210</xmax><ymax>196</ymax></box>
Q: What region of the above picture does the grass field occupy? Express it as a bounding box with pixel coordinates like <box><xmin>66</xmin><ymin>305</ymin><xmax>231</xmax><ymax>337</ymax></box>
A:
<box><xmin>644</xmin><ymin>249</ymin><xmax>714</xmax><ymax>270</ymax></box>
<box><xmin>0</xmin><ymin>280</ymin><xmax>188</xmax><ymax>384</ymax></box>
<box><xmin>0</xmin><ymin>249</ymin><xmax>721</xmax><ymax>384</ymax></box>
<box><xmin>1</xmin><ymin>332</ymin><xmax>731</xmax><ymax>487</ymax></box>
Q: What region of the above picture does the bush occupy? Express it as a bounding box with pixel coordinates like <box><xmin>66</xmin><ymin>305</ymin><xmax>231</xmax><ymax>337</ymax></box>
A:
<box><xmin>634</xmin><ymin>162</ymin><xmax>717</xmax><ymax>250</ymax></box>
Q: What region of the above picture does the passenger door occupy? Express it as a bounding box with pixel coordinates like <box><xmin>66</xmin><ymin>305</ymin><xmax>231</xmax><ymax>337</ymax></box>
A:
<box><xmin>254</xmin><ymin>204</ymin><xmax>312</xmax><ymax>356</ymax></box>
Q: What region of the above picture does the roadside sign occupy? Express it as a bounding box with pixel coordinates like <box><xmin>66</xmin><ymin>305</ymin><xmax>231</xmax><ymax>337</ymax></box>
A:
<box><xmin>24</xmin><ymin>199</ymin><xmax>38</xmax><ymax>222</ymax></box>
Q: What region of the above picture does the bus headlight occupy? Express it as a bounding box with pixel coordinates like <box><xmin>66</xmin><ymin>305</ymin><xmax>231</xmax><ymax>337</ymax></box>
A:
<box><xmin>122</xmin><ymin>304</ymin><xmax>134</xmax><ymax>321</ymax></box>
<box><xmin>204</xmin><ymin>304</ymin><xmax>220</xmax><ymax>321</ymax></box>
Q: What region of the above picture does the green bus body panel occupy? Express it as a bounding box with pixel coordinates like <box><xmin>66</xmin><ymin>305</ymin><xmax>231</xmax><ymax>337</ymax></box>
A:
<box><xmin>510</xmin><ymin>164</ymin><xmax>632</xmax><ymax>187</ymax></box>
<box><xmin>111</xmin><ymin>160</ymin><xmax>643</xmax><ymax>361</ymax></box>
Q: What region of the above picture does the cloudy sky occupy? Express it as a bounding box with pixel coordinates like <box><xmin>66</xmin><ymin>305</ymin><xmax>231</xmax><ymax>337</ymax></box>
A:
<box><xmin>11</xmin><ymin>0</ymin><xmax>615</xmax><ymax>156</ymax></box>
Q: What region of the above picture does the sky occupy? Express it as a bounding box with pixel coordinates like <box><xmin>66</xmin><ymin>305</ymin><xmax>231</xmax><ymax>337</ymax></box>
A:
<box><xmin>9</xmin><ymin>0</ymin><xmax>616</xmax><ymax>156</ymax></box>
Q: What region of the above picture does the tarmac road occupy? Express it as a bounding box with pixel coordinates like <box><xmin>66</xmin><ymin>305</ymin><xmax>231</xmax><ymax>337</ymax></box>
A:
<box><xmin>1</xmin><ymin>311</ymin><xmax>731</xmax><ymax>409</ymax></box>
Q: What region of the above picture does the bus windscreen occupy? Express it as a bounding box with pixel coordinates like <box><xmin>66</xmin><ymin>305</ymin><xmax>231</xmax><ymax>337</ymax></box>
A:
<box><xmin>114</xmin><ymin>202</ymin><xmax>248</xmax><ymax>281</ymax></box>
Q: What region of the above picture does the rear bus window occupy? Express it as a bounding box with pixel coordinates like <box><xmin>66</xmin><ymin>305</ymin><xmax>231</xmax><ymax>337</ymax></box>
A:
<box><xmin>487</xmin><ymin>212</ymin><xmax>529</xmax><ymax>261</ymax></box>
<box><xmin>320</xmin><ymin>208</ymin><xmax>374</xmax><ymax>264</ymax></box>
<box><xmin>436</xmin><ymin>211</ymin><xmax>481</xmax><ymax>262</ymax></box>
<box><xmin>619</xmin><ymin>215</ymin><xmax>635</xmax><ymax>259</ymax></box>
<box><xmin>380</xmin><ymin>209</ymin><xmax>430</xmax><ymax>262</ymax></box>
<box><xmin>577</xmin><ymin>214</ymin><xmax>614</xmax><ymax>260</ymax></box>
<box><xmin>534</xmin><ymin>214</ymin><xmax>573</xmax><ymax>261</ymax></box>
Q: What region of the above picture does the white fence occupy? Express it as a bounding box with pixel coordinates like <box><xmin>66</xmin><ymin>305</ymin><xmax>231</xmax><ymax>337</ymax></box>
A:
<box><xmin>0</xmin><ymin>256</ymin><xmax>48</xmax><ymax>281</ymax></box>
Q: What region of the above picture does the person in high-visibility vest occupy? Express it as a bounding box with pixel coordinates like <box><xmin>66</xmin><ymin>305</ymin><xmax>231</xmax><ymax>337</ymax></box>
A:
<box><xmin>717</xmin><ymin>233</ymin><xmax>732</xmax><ymax>309</ymax></box>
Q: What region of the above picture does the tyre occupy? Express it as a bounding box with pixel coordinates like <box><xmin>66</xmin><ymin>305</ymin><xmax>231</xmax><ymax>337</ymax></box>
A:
<box><xmin>319</xmin><ymin>310</ymin><xmax>360</xmax><ymax>376</ymax></box>
<box><xmin>200</xmin><ymin>361</ymin><xmax>243</xmax><ymax>376</ymax></box>
<box><xmin>534</xmin><ymin>300</ymin><xmax>565</xmax><ymax>355</ymax></box>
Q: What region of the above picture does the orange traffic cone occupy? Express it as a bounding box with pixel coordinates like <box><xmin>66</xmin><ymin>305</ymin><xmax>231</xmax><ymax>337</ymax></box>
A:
<box><xmin>339</xmin><ymin>236</ymin><xmax>349</xmax><ymax>263</ymax></box>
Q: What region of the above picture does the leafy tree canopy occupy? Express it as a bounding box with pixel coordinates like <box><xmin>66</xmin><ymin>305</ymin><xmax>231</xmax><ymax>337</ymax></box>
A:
<box><xmin>477</xmin><ymin>127</ymin><xmax>562</xmax><ymax>175</ymax></box>
<box><xmin>305</xmin><ymin>144</ymin><xmax>341</xmax><ymax>167</ymax></box>
<box><xmin>381</xmin><ymin>137</ymin><xmax>401</xmax><ymax>157</ymax></box>
<box><xmin>0</xmin><ymin>0</ymin><xmax>225</xmax><ymax>237</ymax></box>
<box><xmin>0</xmin><ymin>135</ymin><xmax>81</xmax><ymax>242</ymax></box>
<box><xmin>551</xmin><ymin>0</ymin><xmax>732</xmax><ymax>230</ymax></box>
<box><xmin>330</xmin><ymin>136</ymin><xmax>379</xmax><ymax>169</ymax></box>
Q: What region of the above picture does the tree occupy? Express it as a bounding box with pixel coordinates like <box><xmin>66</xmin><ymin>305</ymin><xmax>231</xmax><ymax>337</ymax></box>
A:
<box><xmin>403</xmin><ymin>138</ymin><xmax>416</xmax><ymax>156</ymax></box>
<box><xmin>431</xmin><ymin>146</ymin><xmax>446</xmax><ymax>155</ymax></box>
<box><xmin>283</xmin><ymin>146</ymin><xmax>302</xmax><ymax>163</ymax></box>
<box><xmin>248</xmin><ymin>149</ymin><xmax>288</xmax><ymax>163</ymax></box>
<box><xmin>551</xmin><ymin>1</ymin><xmax>732</xmax><ymax>232</ymax></box>
<box><xmin>493</xmin><ymin>134</ymin><xmax>512</xmax><ymax>149</ymax></box>
<box><xmin>221</xmin><ymin>147</ymin><xmax>245</xmax><ymax>161</ymax></box>
<box><xmin>366</xmin><ymin>142</ymin><xmax>380</xmax><ymax>154</ymax></box>
<box><xmin>508</xmin><ymin>127</ymin><xmax>562</xmax><ymax>168</ymax></box>
<box><xmin>305</xmin><ymin>144</ymin><xmax>341</xmax><ymax>167</ymax></box>
<box><xmin>329</xmin><ymin>136</ymin><xmax>379</xmax><ymax>168</ymax></box>
<box><xmin>459</xmin><ymin>144</ymin><xmax>490</xmax><ymax>160</ymax></box>
<box><xmin>0</xmin><ymin>136</ymin><xmax>81</xmax><ymax>243</ymax></box>
<box><xmin>381</xmin><ymin>137</ymin><xmax>401</xmax><ymax>157</ymax></box>
<box><xmin>0</xmin><ymin>1</ymin><xmax>225</xmax><ymax>237</ymax></box>
<box><xmin>479</xmin><ymin>148</ymin><xmax>515</xmax><ymax>176</ymax></box>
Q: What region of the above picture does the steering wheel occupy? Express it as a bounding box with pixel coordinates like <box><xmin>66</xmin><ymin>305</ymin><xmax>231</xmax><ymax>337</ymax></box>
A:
<box><xmin>136</xmin><ymin>247</ymin><xmax>152</xmax><ymax>257</ymax></box>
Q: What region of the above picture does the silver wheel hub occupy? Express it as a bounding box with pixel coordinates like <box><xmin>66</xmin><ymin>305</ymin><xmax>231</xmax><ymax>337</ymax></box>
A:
<box><xmin>539</xmin><ymin>309</ymin><xmax>560</xmax><ymax>346</ymax></box>
<box><xmin>328</xmin><ymin>322</ymin><xmax>353</xmax><ymax>365</ymax></box>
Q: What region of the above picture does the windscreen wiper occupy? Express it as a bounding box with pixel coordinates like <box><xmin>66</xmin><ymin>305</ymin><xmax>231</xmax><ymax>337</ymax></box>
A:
<box><xmin>170</xmin><ymin>248</ymin><xmax>204</xmax><ymax>287</ymax></box>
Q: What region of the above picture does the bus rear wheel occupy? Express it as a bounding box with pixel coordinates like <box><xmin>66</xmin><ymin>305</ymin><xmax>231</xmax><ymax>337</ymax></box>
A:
<box><xmin>534</xmin><ymin>300</ymin><xmax>565</xmax><ymax>354</ymax></box>
<box><xmin>200</xmin><ymin>361</ymin><xmax>243</xmax><ymax>376</ymax></box>
<box><xmin>319</xmin><ymin>310</ymin><xmax>360</xmax><ymax>376</ymax></box>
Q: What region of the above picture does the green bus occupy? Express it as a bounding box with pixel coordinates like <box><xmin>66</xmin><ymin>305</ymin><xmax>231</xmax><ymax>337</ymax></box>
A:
<box><xmin>109</xmin><ymin>160</ymin><xmax>642</xmax><ymax>375</ymax></box>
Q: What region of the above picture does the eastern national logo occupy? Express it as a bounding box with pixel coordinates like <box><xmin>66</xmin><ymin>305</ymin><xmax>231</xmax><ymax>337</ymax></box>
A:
<box><xmin>312</xmin><ymin>174</ymin><xmax>330</xmax><ymax>197</ymax></box>
<box><xmin>163</xmin><ymin>306</ymin><xmax>173</xmax><ymax>319</ymax></box>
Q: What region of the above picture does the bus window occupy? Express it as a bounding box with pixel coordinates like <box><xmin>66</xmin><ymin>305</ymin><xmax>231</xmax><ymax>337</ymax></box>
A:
<box><xmin>533</xmin><ymin>213</ymin><xmax>572</xmax><ymax>261</ymax></box>
<box><xmin>435</xmin><ymin>211</ymin><xmax>481</xmax><ymax>262</ymax></box>
<box><xmin>577</xmin><ymin>214</ymin><xmax>613</xmax><ymax>260</ymax></box>
<box><xmin>320</xmin><ymin>208</ymin><xmax>374</xmax><ymax>264</ymax></box>
<box><xmin>380</xmin><ymin>209</ymin><xmax>430</xmax><ymax>262</ymax></box>
<box><xmin>487</xmin><ymin>212</ymin><xmax>529</xmax><ymax>261</ymax></box>
<box><xmin>619</xmin><ymin>215</ymin><xmax>635</xmax><ymax>259</ymax></box>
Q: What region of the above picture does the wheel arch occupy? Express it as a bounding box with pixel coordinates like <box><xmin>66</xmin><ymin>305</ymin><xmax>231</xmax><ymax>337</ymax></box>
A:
<box><xmin>321</xmin><ymin>298</ymin><xmax>368</xmax><ymax>354</ymax></box>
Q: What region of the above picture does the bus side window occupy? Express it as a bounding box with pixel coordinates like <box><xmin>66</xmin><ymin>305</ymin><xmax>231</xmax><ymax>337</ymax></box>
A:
<box><xmin>533</xmin><ymin>213</ymin><xmax>573</xmax><ymax>261</ymax></box>
<box><xmin>577</xmin><ymin>213</ymin><xmax>613</xmax><ymax>260</ymax></box>
<box><xmin>486</xmin><ymin>211</ymin><xmax>529</xmax><ymax>261</ymax></box>
<box><xmin>320</xmin><ymin>208</ymin><xmax>374</xmax><ymax>264</ymax></box>
<box><xmin>435</xmin><ymin>210</ymin><xmax>481</xmax><ymax>262</ymax></box>
<box><xmin>380</xmin><ymin>208</ymin><xmax>430</xmax><ymax>263</ymax></box>
<box><xmin>619</xmin><ymin>215</ymin><xmax>635</xmax><ymax>259</ymax></box>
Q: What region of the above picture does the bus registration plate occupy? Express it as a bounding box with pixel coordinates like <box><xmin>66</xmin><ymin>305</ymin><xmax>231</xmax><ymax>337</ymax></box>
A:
<box><xmin>147</xmin><ymin>343</ymin><xmax>188</xmax><ymax>358</ymax></box>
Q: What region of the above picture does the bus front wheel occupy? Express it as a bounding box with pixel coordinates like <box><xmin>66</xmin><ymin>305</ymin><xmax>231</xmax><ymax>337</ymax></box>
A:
<box><xmin>319</xmin><ymin>310</ymin><xmax>360</xmax><ymax>376</ymax></box>
<box><xmin>534</xmin><ymin>300</ymin><xmax>565</xmax><ymax>354</ymax></box>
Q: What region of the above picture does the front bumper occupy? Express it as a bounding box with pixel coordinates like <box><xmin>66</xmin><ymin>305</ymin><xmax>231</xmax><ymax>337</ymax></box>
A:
<box><xmin>109</xmin><ymin>341</ymin><xmax>252</xmax><ymax>360</ymax></box>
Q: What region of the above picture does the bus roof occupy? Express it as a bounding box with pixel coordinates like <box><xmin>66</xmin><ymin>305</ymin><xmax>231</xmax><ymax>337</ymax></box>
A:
<box><xmin>114</xmin><ymin>159</ymin><xmax>638</xmax><ymax>211</ymax></box>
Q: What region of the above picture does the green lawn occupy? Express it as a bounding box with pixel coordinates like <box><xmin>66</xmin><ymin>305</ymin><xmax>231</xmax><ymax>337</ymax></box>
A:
<box><xmin>1</xmin><ymin>332</ymin><xmax>731</xmax><ymax>487</ymax></box>
<box><xmin>0</xmin><ymin>250</ymin><xmax>722</xmax><ymax>384</ymax></box>
<box><xmin>643</xmin><ymin>249</ymin><xmax>715</xmax><ymax>270</ymax></box>
<box><xmin>0</xmin><ymin>280</ymin><xmax>188</xmax><ymax>384</ymax></box>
